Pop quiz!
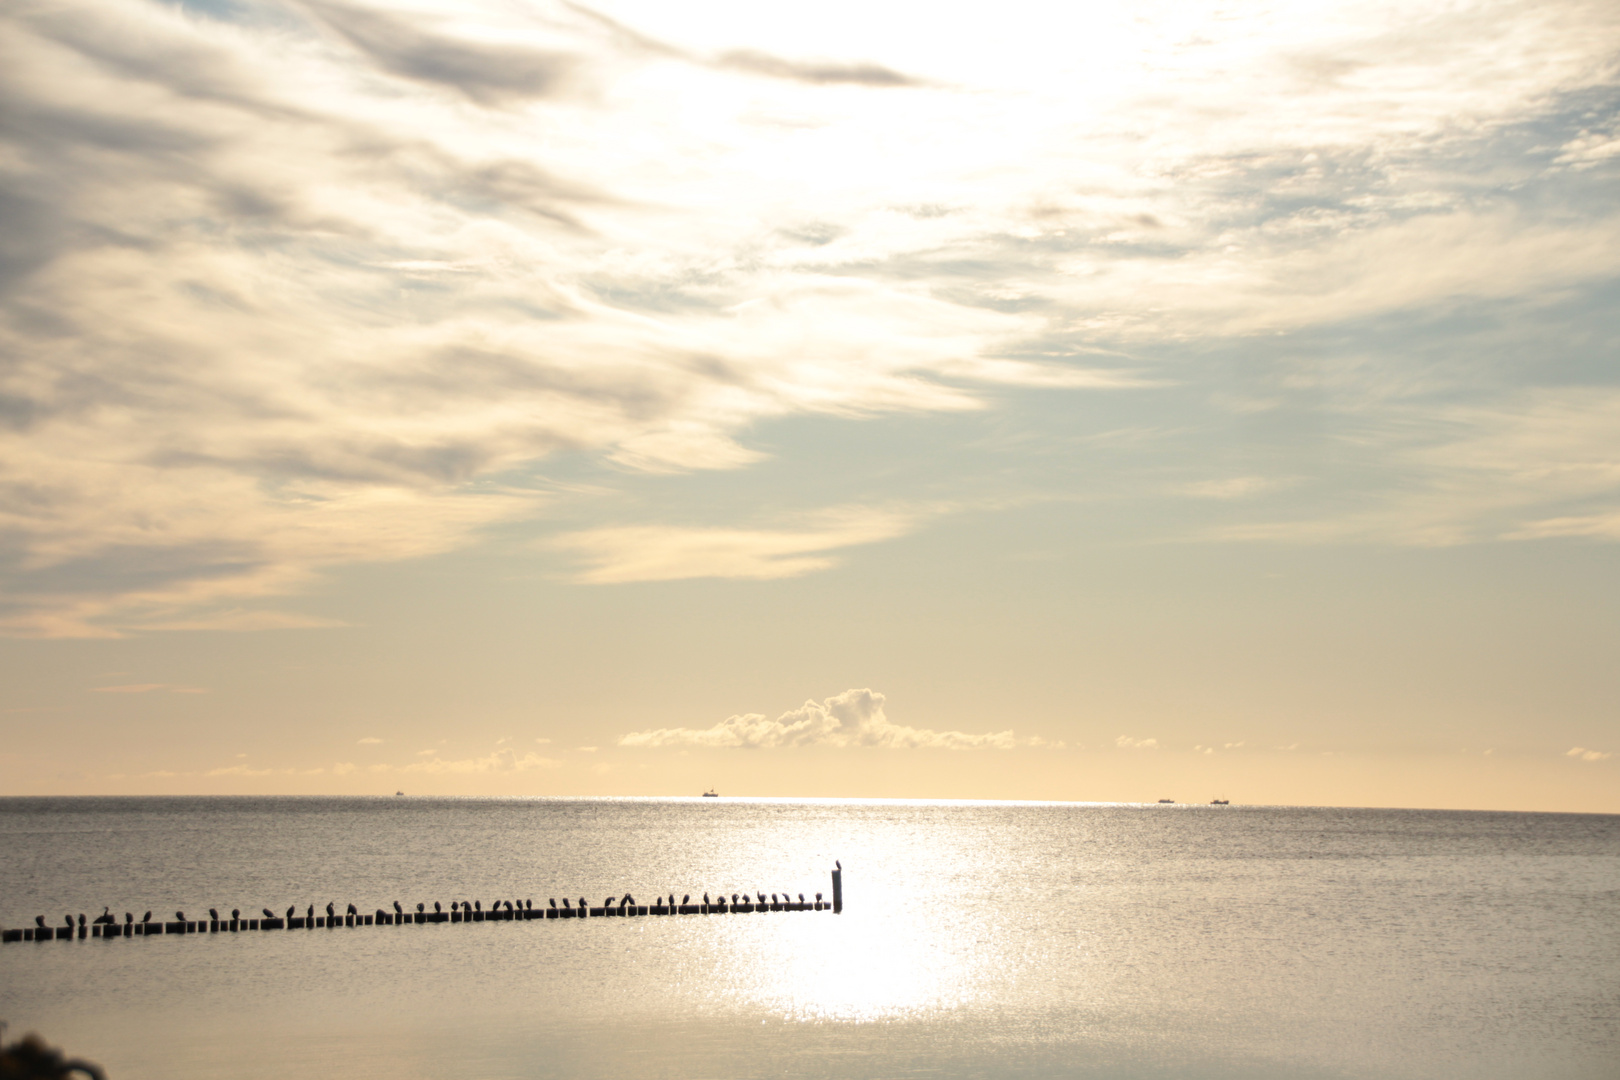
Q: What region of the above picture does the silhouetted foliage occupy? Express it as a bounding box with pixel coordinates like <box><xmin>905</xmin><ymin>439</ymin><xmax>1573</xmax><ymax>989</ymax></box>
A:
<box><xmin>0</xmin><ymin>1026</ymin><xmax>106</xmax><ymax>1080</ymax></box>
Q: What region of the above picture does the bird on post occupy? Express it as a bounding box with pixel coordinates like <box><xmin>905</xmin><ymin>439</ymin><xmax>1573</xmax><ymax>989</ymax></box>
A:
<box><xmin>548</xmin><ymin>898</ymin><xmax>557</xmax><ymax>909</ymax></box>
<box><xmin>815</xmin><ymin>892</ymin><xmax>822</xmax><ymax>903</ymax></box>
<box><xmin>393</xmin><ymin>901</ymin><xmax>403</xmax><ymax>915</ymax></box>
<box><xmin>433</xmin><ymin>902</ymin><xmax>441</xmax><ymax>913</ymax></box>
<box><xmin>757</xmin><ymin>893</ymin><xmax>765</xmax><ymax>904</ymax></box>
<box><xmin>732</xmin><ymin>894</ymin><xmax>740</xmax><ymax>905</ymax></box>
<box><xmin>415</xmin><ymin>902</ymin><xmax>424</xmax><ymax>913</ymax></box>
<box><xmin>505</xmin><ymin>900</ymin><xmax>514</xmax><ymax>912</ymax></box>
<box><xmin>64</xmin><ymin>915</ymin><xmax>73</xmax><ymax>929</ymax></box>
<box><xmin>578</xmin><ymin>897</ymin><xmax>587</xmax><ymax>910</ymax></box>
<box><xmin>683</xmin><ymin>894</ymin><xmax>690</xmax><ymax>906</ymax></box>
<box><xmin>209</xmin><ymin>908</ymin><xmax>219</xmax><ymax>921</ymax></box>
<box><xmin>798</xmin><ymin>894</ymin><xmax>805</xmax><ymax>904</ymax></box>
<box><xmin>124</xmin><ymin>913</ymin><xmax>134</xmax><ymax>925</ymax></box>
<box><xmin>326</xmin><ymin>902</ymin><xmax>335</xmax><ymax>918</ymax></box>
<box><xmin>174</xmin><ymin>911</ymin><xmax>185</xmax><ymax>923</ymax></box>
<box><xmin>285</xmin><ymin>905</ymin><xmax>295</xmax><ymax>920</ymax></box>
<box><xmin>770</xmin><ymin>894</ymin><xmax>777</xmax><ymax>904</ymax></box>
<box><xmin>33</xmin><ymin>916</ymin><xmax>45</xmax><ymax>930</ymax></box>
<box><xmin>525</xmin><ymin>900</ymin><xmax>532</xmax><ymax>910</ymax></box>
<box><xmin>76</xmin><ymin>914</ymin><xmax>86</xmax><ymax>928</ymax></box>
<box><xmin>95</xmin><ymin>908</ymin><xmax>114</xmax><ymax>925</ymax></box>
<box><xmin>142</xmin><ymin>911</ymin><xmax>152</xmax><ymax>924</ymax></box>
<box><xmin>232</xmin><ymin>909</ymin><xmax>240</xmax><ymax>920</ymax></box>
<box><xmin>262</xmin><ymin>909</ymin><xmax>274</xmax><ymax>920</ymax></box>
<box><xmin>305</xmin><ymin>904</ymin><xmax>313</xmax><ymax>919</ymax></box>
<box><xmin>561</xmin><ymin>898</ymin><xmax>569</xmax><ymax>909</ymax></box>
<box><xmin>474</xmin><ymin>900</ymin><xmax>481</xmax><ymax>912</ymax></box>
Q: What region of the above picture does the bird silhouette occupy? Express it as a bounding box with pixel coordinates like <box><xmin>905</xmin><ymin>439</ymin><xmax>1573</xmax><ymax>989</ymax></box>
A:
<box><xmin>548</xmin><ymin>898</ymin><xmax>557</xmax><ymax>909</ymax></box>
<box><xmin>770</xmin><ymin>894</ymin><xmax>777</xmax><ymax>903</ymax></box>
<box><xmin>561</xmin><ymin>898</ymin><xmax>570</xmax><ymax>908</ymax></box>
<box><xmin>578</xmin><ymin>897</ymin><xmax>586</xmax><ymax>909</ymax></box>
<box><xmin>474</xmin><ymin>900</ymin><xmax>481</xmax><ymax>912</ymax></box>
<box><xmin>285</xmin><ymin>906</ymin><xmax>295</xmax><ymax>920</ymax></box>
<box><xmin>393</xmin><ymin>901</ymin><xmax>402</xmax><ymax>914</ymax></box>
<box><xmin>703</xmin><ymin>893</ymin><xmax>710</xmax><ymax>904</ymax></box>
<box><xmin>124</xmin><ymin>912</ymin><xmax>134</xmax><ymax>924</ymax></box>
<box><xmin>347</xmin><ymin>903</ymin><xmax>356</xmax><ymax>916</ymax></box>
<box><xmin>798</xmin><ymin>893</ymin><xmax>805</xmax><ymax>903</ymax></box>
<box><xmin>836</xmin><ymin>860</ymin><xmax>841</xmax><ymax>870</ymax></box>
<box><xmin>63</xmin><ymin>915</ymin><xmax>73</xmax><ymax>928</ymax></box>
<box><xmin>433</xmin><ymin>901</ymin><xmax>441</xmax><ymax>913</ymax></box>
<box><xmin>732</xmin><ymin>894</ymin><xmax>740</xmax><ymax>904</ymax></box>
<box><xmin>306</xmin><ymin>904</ymin><xmax>313</xmax><ymax>919</ymax></box>
<box><xmin>683</xmin><ymin>894</ymin><xmax>690</xmax><ymax>905</ymax></box>
<box><xmin>34</xmin><ymin>916</ymin><xmax>45</xmax><ymax>929</ymax></box>
<box><xmin>326</xmin><ymin>902</ymin><xmax>335</xmax><ymax>918</ymax></box>
<box><xmin>263</xmin><ymin>909</ymin><xmax>275</xmax><ymax>919</ymax></box>
<box><xmin>95</xmin><ymin>907</ymin><xmax>113</xmax><ymax>925</ymax></box>
<box><xmin>232</xmin><ymin>908</ymin><xmax>240</xmax><ymax>920</ymax></box>
<box><xmin>209</xmin><ymin>908</ymin><xmax>219</xmax><ymax>921</ymax></box>
<box><xmin>76</xmin><ymin>914</ymin><xmax>85</xmax><ymax>928</ymax></box>
<box><xmin>142</xmin><ymin>911</ymin><xmax>152</xmax><ymax>923</ymax></box>
<box><xmin>815</xmin><ymin>892</ymin><xmax>822</xmax><ymax>902</ymax></box>
<box><xmin>415</xmin><ymin>902</ymin><xmax>424</xmax><ymax>913</ymax></box>
<box><xmin>757</xmin><ymin>893</ymin><xmax>765</xmax><ymax>904</ymax></box>
<box><xmin>525</xmin><ymin>899</ymin><xmax>532</xmax><ymax>910</ymax></box>
<box><xmin>174</xmin><ymin>911</ymin><xmax>185</xmax><ymax>923</ymax></box>
<box><xmin>505</xmin><ymin>900</ymin><xmax>514</xmax><ymax>912</ymax></box>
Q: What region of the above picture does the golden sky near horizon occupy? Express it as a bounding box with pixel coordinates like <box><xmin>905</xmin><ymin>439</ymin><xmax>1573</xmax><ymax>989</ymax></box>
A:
<box><xmin>0</xmin><ymin>0</ymin><xmax>1617</xmax><ymax>810</ymax></box>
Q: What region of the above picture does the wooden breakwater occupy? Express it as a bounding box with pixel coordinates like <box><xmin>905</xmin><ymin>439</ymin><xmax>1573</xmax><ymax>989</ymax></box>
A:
<box><xmin>2</xmin><ymin>868</ymin><xmax>844</xmax><ymax>943</ymax></box>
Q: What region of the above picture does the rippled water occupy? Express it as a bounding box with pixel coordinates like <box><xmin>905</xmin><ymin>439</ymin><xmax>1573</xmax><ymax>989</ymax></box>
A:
<box><xmin>0</xmin><ymin>797</ymin><xmax>1615</xmax><ymax>1079</ymax></box>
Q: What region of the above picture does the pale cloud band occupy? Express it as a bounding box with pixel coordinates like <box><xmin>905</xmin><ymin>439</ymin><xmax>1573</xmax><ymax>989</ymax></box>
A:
<box><xmin>618</xmin><ymin>688</ymin><xmax>1054</xmax><ymax>750</ymax></box>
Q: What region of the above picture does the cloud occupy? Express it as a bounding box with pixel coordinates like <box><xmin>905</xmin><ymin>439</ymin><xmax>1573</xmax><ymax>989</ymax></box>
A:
<box><xmin>619</xmin><ymin>688</ymin><xmax>1052</xmax><ymax>750</ymax></box>
<box><xmin>1115</xmin><ymin>736</ymin><xmax>1158</xmax><ymax>750</ymax></box>
<box><xmin>357</xmin><ymin>737</ymin><xmax>383</xmax><ymax>744</ymax></box>
<box><xmin>1566</xmin><ymin>747</ymin><xmax>1613</xmax><ymax>762</ymax></box>
<box><xmin>551</xmin><ymin>505</ymin><xmax>924</xmax><ymax>584</ymax></box>
<box><xmin>4</xmin><ymin>0</ymin><xmax>1620</xmax><ymax>640</ymax></box>
<box><xmin>90</xmin><ymin>683</ymin><xmax>205</xmax><ymax>694</ymax></box>
<box><xmin>392</xmin><ymin>748</ymin><xmax>562</xmax><ymax>773</ymax></box>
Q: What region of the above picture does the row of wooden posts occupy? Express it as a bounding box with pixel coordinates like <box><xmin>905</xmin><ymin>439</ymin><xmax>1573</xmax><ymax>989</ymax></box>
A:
<box><xmin>2</xmin><ymin>867</ymin><xmax>844</xmax><ymax>943</ymax></box>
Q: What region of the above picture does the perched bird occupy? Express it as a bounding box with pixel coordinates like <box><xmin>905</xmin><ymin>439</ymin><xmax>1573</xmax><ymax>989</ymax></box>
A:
<box><xmin>305</xmin><ymin>904</ymin><xmax>313</xmax><ymax>919</ymax></box>
<box><xmin>836</xmin><ymin>860</ymin><xmax>841</xmax><ymax>870</ymax></box>
<box><xmin>347</xmin><ymin>903</ymin><xmax>357</xmax><ymax>916</ymax></box>
<box><xmin>232</xmin><ymin>909</ymin><xmax>240</xmax><ymax>920</ymax></box>
<box><xmin>142</xmin><ymin>911</ymin><xmax>153</xmax><ymax>924</ymax></box>
<box><xmin>326</xmin><ymin>902</ymin><xmax>335</xmax><ymax>918</ymax></box>
<box><xmin>505</xmin><ymin>900</ymin><xmax>514</xmax><ymax>912</ymax></box>
<box><xmin>578</xmin><ymin>897</ymin><xmax>587</xmax><ymax>910</ymax></box>
<box><xmin>451</xmin><ymin>901</ymin><xmax>459</xmax><ymax>912</ymax></box>
<box><xmin>64</xmin><ymin>915</ymin><xmax>73</xmax><ymax>928</ymax></box>
<box><xmin>770</xmin><ymin>894</ymin><xmax>777</xmax><ymax>904</ymax></box>
<box><xmin>525</xmin><ymin>899</ymin><xmax>532</xmax><ymax>910</ymax></box>
<box><xmin>757</xmin><ymin>893</ymin><xmax>765</xmax><ymax>904</ymax></box>
<box><xmin>682</xmin><ymin>894</ymin><xmax>690</xmax><ymax>905</ymax></box>
<box><xmin>285</xmin><ymin>906</ymin><xmax>295</xmax><ymax>920</ymax></box>
<box><xmin>474</xmin><ymin>900</ymin><xmax>481</xmax><ymax>912</ymax></box>
<box><xmin>124</xmin><ymin>912</ymin><xmax>134</xmax><ymax>925</ymax></box>
<box><xmin>263</xmin><ymin>909</ymin><xmax>275</xmax><ymax>919</ymax></box>
<box><xmin>95</xmin><ymin>907</ymin><xmax>113</xmax><ymax>925</ymax></box>
<box><xmin>209</xmin><ymin>908</ymin><xmax>220</xmax><ymax>921</ymax></box>
<box><xmin>561</xmin><ymin>898</ymin><xmax>570</xmax><ymax>909</ymax></box>
<box><xmin>393</xmin><ymin>901</ymin><xmax>403</xmax><ymax>915</ymax></box>
<box><xmin>703</xmin><ymin>893</ymin><xmax>710</xmax><ymax>905</ymax></box>
<box><xmin>798</xmin><ymin>894</ymin><xmax>805</xmax><ymax>903</ymax></box>
<box><xmin>174</xmin><ymin>911</ymin><xmax>185</xmax><ymax>923</ymax></box>
<box><xmin>77</xmin><ymin>914</ymin><xmax>86</xmax><ymax>928</ymax></box>
<box><xmin>732</xmin><ymin>894</ymin><xmax>740</xmax><ymax>904</ymax></box>
<box><xmin>34</xmin><ymin>916</ymin><xmax>45</xmax><ymax>929</ymax></box>
<box><xmin>433</xmin><ymin>901</ymin><xmax>441</xmax><ymax>913</ymax></box>
<box><xmin>815</xmin><ymin>892</ymin><xmax>822</xmax><ymax>902</ymax></box>
<box><xmin>548</xmin><ymin>898</ymin><xmax>557</xmax><ymax>909</ymax></box>
<box><xmin>415</xmin><ymin>902</ymin><xmax>424</xmax><ymax>913</ymax></box>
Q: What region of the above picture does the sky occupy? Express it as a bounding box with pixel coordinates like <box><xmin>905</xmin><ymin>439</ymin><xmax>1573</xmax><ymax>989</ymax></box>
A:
<box><xmin>1</xmin><ymin>0</ymin><xmax>1617</xmax><ymax>811</ymax></box>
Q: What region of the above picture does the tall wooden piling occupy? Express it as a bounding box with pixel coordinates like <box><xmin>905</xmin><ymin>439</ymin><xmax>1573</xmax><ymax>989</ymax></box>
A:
<box><xmin>831</xmin><ymin>866</ymin><xmax>843</xmax><ymax>913</ymax></box>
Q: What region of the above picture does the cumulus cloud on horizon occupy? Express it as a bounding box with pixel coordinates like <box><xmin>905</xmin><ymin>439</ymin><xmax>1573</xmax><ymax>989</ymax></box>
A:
<box><xmin>619</xmin><ymin>689</ymin><xmax>1054</xmax><ymax>750</ymax></box>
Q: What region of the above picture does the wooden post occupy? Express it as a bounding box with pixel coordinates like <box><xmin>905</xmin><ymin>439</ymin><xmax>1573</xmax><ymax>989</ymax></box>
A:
<box><xmin>831</xmin><ymin>866</ymin><xmax>843</xmax><ymax>914</ymax></box>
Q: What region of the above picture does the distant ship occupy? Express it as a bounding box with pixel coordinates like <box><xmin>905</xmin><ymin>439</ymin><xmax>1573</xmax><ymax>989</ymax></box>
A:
<box><xmin>1210</xmin><ymin>798</ymin><xmax>1230</xmax><ymax>805</ymax></box>
<box><xmin>702</xmin><ymin>789</ymin><xmax>719</xmax><ymax>798</ymax></box>
<box><xmin>1157</xmin><ymin>798</ymin><xmax>1174</xmax><ymax>803</ymax></box>
<box><xmin>395</xmin><ymin>791</ymin><xmax>404</xmax><ymax>797</ymax></box>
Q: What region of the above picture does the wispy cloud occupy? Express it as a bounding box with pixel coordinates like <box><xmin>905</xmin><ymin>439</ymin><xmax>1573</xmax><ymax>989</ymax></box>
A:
<box><xmin>1115</xmin><ymin>736</ymin><xmax>1158</xmax><ymax>750</ymax></box>
<box><xmin>390</xmin><ymin>748</ymin><xmax>562</xmax><ymax>774</ymax></box>
<box><xmin>619</xmin><ymin>688</ymin><xmax>1053</xmax><ymax>750</ymax></box>
<box><xmin>91</xmin><ymin>683</ymin><xmax>206</xmax><ymax>694</ymax></box>
<box><xmin>552</xmin><ymin>505</ymin><xmax>924</xmax><ymax>584</ymax></box>
<box><xmin>1566</xmin><ymin>747</ymin><xmax>1613</xmax><ymax>762</ymax></box>
<box><xmin>2</xmin><ymin>0</ymin><xmax>1618</xmax><ymax>639</ymax></box>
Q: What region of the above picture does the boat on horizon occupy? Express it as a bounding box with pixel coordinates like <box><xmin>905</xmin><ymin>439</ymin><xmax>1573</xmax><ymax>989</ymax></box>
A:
<box><xmin>701</xmin><ymin>789</ymin><xmax>719</xmax><ymax>798</ymax></box>
<box><xmin>1210</xmin><ymin>798</ymin><xmax>1230</xmax><ymax>805</ymax></box>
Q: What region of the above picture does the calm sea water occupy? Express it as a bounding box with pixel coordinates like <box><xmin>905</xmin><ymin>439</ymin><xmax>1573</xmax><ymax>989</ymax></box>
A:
<box><xmin>0</xmin><ymin>797</ymin><xmax>1614</xmax><ymax>1080</ymax></box>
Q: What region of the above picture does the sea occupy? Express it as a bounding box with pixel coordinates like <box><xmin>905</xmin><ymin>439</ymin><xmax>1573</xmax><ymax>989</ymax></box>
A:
<box><xmin>0</xmin><ymin>797</ymin><xmax>1615</xmax><ymax>1080</ymax></box>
